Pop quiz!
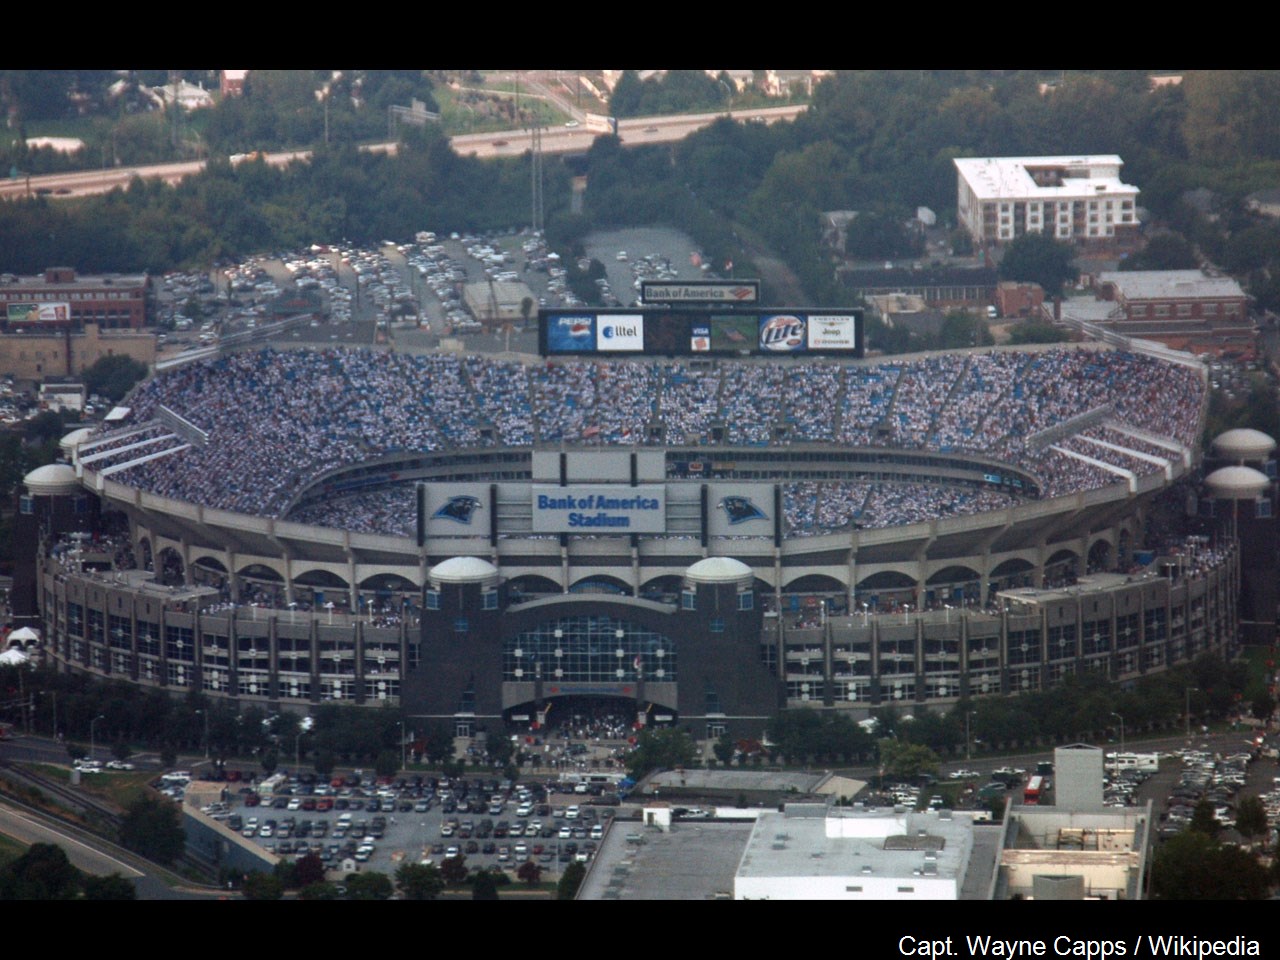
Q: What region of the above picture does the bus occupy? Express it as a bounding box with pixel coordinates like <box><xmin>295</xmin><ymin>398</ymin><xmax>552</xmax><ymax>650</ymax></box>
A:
<box><xmin>1023</xmin><ymin>775</ymin><xmax>1045</xmax><ymax>805</ymax></box>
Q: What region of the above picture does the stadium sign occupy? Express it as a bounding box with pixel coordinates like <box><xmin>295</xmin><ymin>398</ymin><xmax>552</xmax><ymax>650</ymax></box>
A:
<box><xmin>531</xmin><ymin>484</ymin><xmax>666</xmax><ymax>533</ymax></box>
<box><xmin>540</xmin><ymin>307</ymin><xmax>863</xmax><ymax>358</ymax></box>
<box><xmin>641</xmin><ymin>280</ymin><xmax>760</xmax><ymax>305</ymax></box>
<box><xmin>7</xmin><ymin>302</ymin><xmax>70</xmax><ymax>324</ymax></box>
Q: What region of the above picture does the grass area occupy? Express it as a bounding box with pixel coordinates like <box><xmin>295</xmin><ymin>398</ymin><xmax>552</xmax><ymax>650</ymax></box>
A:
<box><xmin>434</xmin><ymin>86</ymin><xmax>563</xmax><ymax>137</ymax></box>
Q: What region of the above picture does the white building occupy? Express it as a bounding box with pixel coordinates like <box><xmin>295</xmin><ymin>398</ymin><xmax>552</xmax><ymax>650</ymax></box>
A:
<box><xmin>954</xmin><ymin>156</ymin><xmax>1139</xmax><ymax>246</ymax></box>
<box><xmin>735</xmin><ymin>803</ymin><xmax>999</xmax><ymax>899</ymax></box>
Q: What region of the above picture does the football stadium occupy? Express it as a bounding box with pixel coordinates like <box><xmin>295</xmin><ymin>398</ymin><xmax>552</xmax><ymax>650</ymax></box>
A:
<box><xmin>27</xmin><ymin>319</ymin><xmax>1238</xmax><ymax>738</ymax></box>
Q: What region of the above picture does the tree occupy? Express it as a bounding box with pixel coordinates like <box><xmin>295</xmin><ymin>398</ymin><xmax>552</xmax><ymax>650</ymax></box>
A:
<box><xmin>1234</xmin><ymin>795</ymin><xmax>1268</xmax><ymax>844</ymax></box>
<box><xmin>119</xmin><ymin>794</ymin><xmax>185</xmax><ymax>864</ymax></box>
<box><xmin>440</xmin><ymin>854</ymin><xmax>468</xmax><ymax>886</ymax></box>
<box><xmin>998</xmin><ymin>233</ymin><xmax>1077</xmax><ymax>297</ymax></box>
<box><xmin>423</xmin><ymin>726</ymin><xmax>454</xmax><ymax>766</ymax></box>
<box><xmin>111</xmin><ymin>739</ymin><xmax>133</xmax><ymax>763</ymax></box>
<box><xmin>1006</xmin><ymin>321</ymin><xmax>1070</xmax><ymax>345</ymax></box>
<box><xmin>1119</xmin><ymin>233</ymin><xmax>1198</xmax><ymax>271</ymax></box>
<box><xmin>299</xmin><ymin>881</ymin><xmax>340</xmax><ymax>900</ymax></box>
<box><xmin>260</xmin><ymin>749</ymin><xmax>278</xmax><ymax>775</ymax></box>
<box><xmin>712</xmin><ymin>733</ymin><xmax>735</xmax><ymax>766</ymax></box>
<box><xmin>242</xmin><ymin>870</ymin><xmax>284</xmax><ymax>900</ymax></box>
<box><xmin>344</xmin><ymin>870</ymin><xmax>393</xmax><ymax>900</ymax></box>
<box><xmin>877</xmin><ymin>739</ymin><xmax>940</xmax><ymax>782</ymax></box>
<box><xmin>0</xmin><ymin>842</ymin><xmax>82</xmax><ymax>900</ymax></box>
<box><xmin>66</xmin><ymin>741</ymin><xmax>87</xmax><ymax>762</ymax></box>
<box><xmin>81</xmin><ymin>354</ymin><xmax>149</xmax><ymax>403</ymax></box>
<box><xmin>516</xmin><ymin>859</ymin><xmax>543</xmax><ymax>886</ymax></box>
<box><xmin>472</xmin><ymin>869</ymin><xmax>501</xmax><ymax>900</ymax></box>
<box><xmin>82</xmin><ymin>873</ymin><xmax>137</xmax><ymax>900</ymax></box>
<box><xmin>557</xmin><ymin>860</ymin><xmax>586</xmax><ymax>900</ymax></box>
<box><xmin>1189</xmin><ymin>798</ymin><xmax>1220</xmax><ymax>838</ymax></box>
<box><xmin>625</xmin><ymin>728</ymin><xmax>696</xmax><ymax>779</ymax></box>
<box><xmin>374</xmin><ymin>749</ymin><xmax>400</xmax><ymax>779</ymax></box>
<box><xmin>293</xmin><ymin>853</ymin><xmax>326</xmax><ymax>889</ymax></box>
<box><xmin>1151</xmin><ymin>829</ymin><xmax>1270</xmax><ymax>900</ymax></box>
<box><xmin>396</xmin><ymin>862</ymin><xmax>444</xmax><ymax>900</ymax></box>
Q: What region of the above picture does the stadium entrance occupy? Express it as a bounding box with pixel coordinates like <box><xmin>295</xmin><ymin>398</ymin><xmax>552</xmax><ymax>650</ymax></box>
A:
<box><xmin>505</xmin><ymin>694</ymin><xmax>676</xmax><ymax>738</ymax></box>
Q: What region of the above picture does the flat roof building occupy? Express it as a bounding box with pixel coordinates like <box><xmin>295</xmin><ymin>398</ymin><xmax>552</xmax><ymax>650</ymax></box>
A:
<box><xmin>955</xmin><ymin>156</ymin><xmax>1139</xmax><ymax>246</ymax></box>
<box><xmin>735</xmin><ymin>803</ymin><xmax>1000</xmax><ymax>900</ymax></box>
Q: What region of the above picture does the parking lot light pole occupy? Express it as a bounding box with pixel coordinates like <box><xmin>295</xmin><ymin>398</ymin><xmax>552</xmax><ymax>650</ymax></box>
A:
<box><xmin>1185</xmin><ymin>687</ymin><xmax>1198</xmax><ymax>740</ymax></box>
<box><xmin>966</xmin><ymin>710</ymin><xmax>976</xmax><ymax>762</ymax></box>
<box><xmin>1110</xmin><ymin>712</ymin><xmax>1125</xmax><ymax>754</ymax></box>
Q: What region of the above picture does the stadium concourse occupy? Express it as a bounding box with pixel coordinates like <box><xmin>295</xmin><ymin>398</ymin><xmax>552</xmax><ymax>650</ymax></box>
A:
<box><xmin>25</xmin><ymin>341</ymin><xmax>1240</xmax><ymax>736</ymax></box>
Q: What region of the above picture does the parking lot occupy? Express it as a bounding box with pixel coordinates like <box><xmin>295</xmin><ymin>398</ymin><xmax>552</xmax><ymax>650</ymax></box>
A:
<box><xmin>189</xmin><ymin>769</ymin><xmax>623</xmax><ymax>882</ymax></box>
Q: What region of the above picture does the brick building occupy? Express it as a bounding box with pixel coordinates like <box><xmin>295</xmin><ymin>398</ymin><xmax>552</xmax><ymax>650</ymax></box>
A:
<box><xmin>0</xmin><ymin>267</ymin><xmax>151</xmax><ymax>331</ymax></box>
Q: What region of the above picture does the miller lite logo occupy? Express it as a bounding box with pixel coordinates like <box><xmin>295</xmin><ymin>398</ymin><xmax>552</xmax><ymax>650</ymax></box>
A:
<box><xmin>760</xmin><ymin>314</ymin><xmax>805</xmax><ymax>351</ymax></box>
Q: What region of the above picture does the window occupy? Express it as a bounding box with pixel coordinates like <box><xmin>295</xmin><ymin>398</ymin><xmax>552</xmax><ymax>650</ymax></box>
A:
<box><xmin>1153</xmin><ymin>305</ymin><xmax>1170</xmax><ymax>317</ymax></box>
<box><xmin>709</xmin><ymin>618</ymin><xmax>725</xmax><ymax>633</ymax></box>
<box><xmin>453</xmin><ymin>617</ymin><xmax>469</xmax><ymax>634</ymax></box>
<box><xmin>738</xmin><ymin>592</ymin><xmax>754</xmax><ymax>611</ymax></box>
<box><xmin>1177</xmin><ymin>303</ymin><xmax>1192</xmax><ymax>317</ymax></box>
<box><xmin>425</xmin><ymin>590</ymin><xmax>440</xmax><ymax>610</ymax></box>
<box><xmin>681</xmin><ymin>590</ymin><xmax>696</xmax><ymax>610</ymax></box>
<box><xmin>482</xmin><ymin>590</ymin><xmax>498</xmax><ymax>610</ymax></box>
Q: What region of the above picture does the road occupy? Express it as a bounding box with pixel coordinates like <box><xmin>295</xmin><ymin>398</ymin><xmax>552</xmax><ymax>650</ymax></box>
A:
<box><xmin>0</xmin><ymin>106</ymin><xmax>807</xmax><ymax>200</ymax></box>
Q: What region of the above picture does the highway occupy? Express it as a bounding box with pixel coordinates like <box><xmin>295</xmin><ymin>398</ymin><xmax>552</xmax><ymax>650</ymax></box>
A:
<box><xmin>0</xmin><ymin>105</ymin><xmax>806</xmax><ymax>200</ymax></box>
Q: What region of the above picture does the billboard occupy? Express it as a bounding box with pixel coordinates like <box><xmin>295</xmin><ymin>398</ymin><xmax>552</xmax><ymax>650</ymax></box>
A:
<box><xmin>544</xmin><ymin>314</ymin><xmax>596</xmax><ymax>353</ymax></box>
<box><xmin>531</xmin><ymin>484</ymin><xmax>665</xmax><ymax>533</ymax></box>
<box><xmin>758</xmin><ymin>314</ymin><xmax>807</xmax><ymax>352</ymax></box>
<box><xmin>421</xmin><ymin>482</ymin><xmax>491</xmax><ymax>537</ymax></box>
<box><xmin>539</xmin><ymin>308</ymin><xmax>862</xmax><ymax>357</ymax></box>
<box><xmin>807</xmin><ymin>314</ymin><xmax>859</xmax><ymax>350</ymax></box>
<box><xmin>595</xmin><ymin>314</ymin><xmax>644</xmax><ymax>351</ymax></box>
<box><xmin>641</xmin><ymin>280</ymin><xmax>760</xmax><ymax>305</ymax></box>
<box><xmin>7</xmin><ymin>302</ymin><xmax>70</xmax><ymax>324</ymax></box>
<box><xmin>707</xmin><ymin>483</ymin><xmax>775</xmax><ymax>537</ymax></box>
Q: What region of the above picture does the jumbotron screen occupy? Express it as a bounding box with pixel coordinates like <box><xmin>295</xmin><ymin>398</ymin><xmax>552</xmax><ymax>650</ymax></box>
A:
<box><xmin>538</xmin><ymin>308</ymin><xmax>864</xmax><ymax>358</ymax></box>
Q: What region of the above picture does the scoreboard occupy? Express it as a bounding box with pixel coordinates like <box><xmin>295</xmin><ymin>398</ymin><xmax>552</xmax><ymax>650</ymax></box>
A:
<box><xmin>538</xmin><ymin>308</ymin><xmax>863</xmax><ymax>358</ymax></box>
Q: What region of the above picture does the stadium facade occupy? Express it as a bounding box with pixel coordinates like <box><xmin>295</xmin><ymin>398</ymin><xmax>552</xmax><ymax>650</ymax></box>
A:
<box><xmin>24</xmin><ymin>341</ymin><xmax>1240</xmax><ymax>738</ymax></box>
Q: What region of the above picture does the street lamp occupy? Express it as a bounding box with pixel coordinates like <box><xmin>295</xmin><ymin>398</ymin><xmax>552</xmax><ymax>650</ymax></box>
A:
<box><xmin>90</xmin><ymin>714</ymin><xmax>105</xmax><ymax>762</ymax></box>
<box><xmin>1110</xmin><ymin>712</ymin><xmax>1125</xmax><ymax>754</ymax></box>
<box><xmin>966</xmin><ymin>709</ymin><xmax>977</xmax><ymax>762</ymax></box>
<box><xmin>1185</xmin><ymin>687</ymin><xmax>1199</xmax><ymax>740</ymax></box>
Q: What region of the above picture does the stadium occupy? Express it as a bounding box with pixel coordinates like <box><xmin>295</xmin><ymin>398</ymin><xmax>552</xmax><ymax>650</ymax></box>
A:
<box><xmin>27</xmin><ymin>331</ymin><xmax>1239</xmax><ymax>739</ymax></box>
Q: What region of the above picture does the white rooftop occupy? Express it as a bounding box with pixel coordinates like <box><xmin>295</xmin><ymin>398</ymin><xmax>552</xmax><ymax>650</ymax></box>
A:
<box><xmin>955</xmin><ymin>155</ymin><xmax>1136</xmax><ymax>202</ymax></box>
<box><xmin>1098</xmin><ymin>270</ymin><xmax>1245</xmax><ymax>300</ymax></box>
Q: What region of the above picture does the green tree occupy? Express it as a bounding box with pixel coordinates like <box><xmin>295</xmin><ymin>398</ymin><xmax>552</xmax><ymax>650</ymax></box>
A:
<box><xmin>557</xmin><ymin>860</ymin><xmax>586</xmax><ymax>900</ymax></box>
<box><xmin>0</xmin><ymin>842</ymin><xmax>82</xmax><ymax>900</ymax></box>
<box><xmin>293</xmin><ymin>853</ymin><xmax>326</xmax><ymax>889</ymax></box>
<box><xmin>516</xmin><ymin>859</ymin><xmax>543</xmax><ymax>886</ymax></box>
<box><xmin>1234</xmin><ymin>795</ymin><xmax>1268</xmax><ymax>843</ymax></box>
<box><xmin>712</xmin><ymin>733</ymin><xmax>735</xmax><ymax>766</ymax></box>
<box><xmin>1119</xmin><ymin>234</ymin><xmax>1198</xmax><ymax>271</ymax></box>
<box><xmin>998</xmin><ymin>233</ymin><xmax>1077</xmax><ymax>297</ymax></box>
<box><xmin>625</xmin><ymin>728</ymin><xmax>697</xmax><ymax>779</ymax></box>
<box><xmin>440</xmin><ymin>854</ymin><xmax>468</xmax><ymax>886</ymax></box>
<box><xmin>472</xmin><ymin>869</ymin><xmax>501</xmax><ymax>900</ymax></box>
<box><xmin>119</xmin><ymin>794</ymin><xmax>185</xmax><ymax>864</ymax></box>
<box><xmin>1189</xmin><ymin>798</ymin><xmax>1220</xmax><ymax>838</ymax></box>
<box><xmin>299</xmin><ymin>881</ymin><xmax>340</xmax><ymax>900</ymax></box>
<box><xmin>242</xmin><ymin>870</ymin><xmax>284</xmax><ymax>900</ymax></box>
<box><xmin>396</xmin><ymin>862</ymin><xmax>444</xmax><ymax>900</ymax></box>
<box><xmin>344</xmin><ymin>870</ymin><xmax>393</xmax><ymax>900</ymax></box>
<box><xmin>80</xmin><ymin>354</ymin><xmax>149</xmax><ymax>403</ymax></box>
<box><xmin>877</xmin><ymin>739</ymin><xmax>940</xmax><ymax>782</ymax></box>
<box><xmin>374</xmin><ymin>749</ymin><xmax>400</xmax><ymax>779</ymax></box>
<box><xmin>1151</xmin><ymin>829</ymin><xmax>1269</xmax><ymax>900</ymax></box>
<box><xmin>111</xmin><ymin>739</ymin><xmax>133</xmax><ymax>763</ymax></box>
<box><xmin>82</xmin><ymin>873</ymin><xmax>137</xmax><ymax>900</ymax></box>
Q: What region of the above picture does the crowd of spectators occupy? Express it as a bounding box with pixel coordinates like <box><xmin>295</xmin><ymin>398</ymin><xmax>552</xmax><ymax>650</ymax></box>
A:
<box><xmin>86</xmin><ymin>346</ymin><xmax>1204</xmax><ymax>528</ymax></box>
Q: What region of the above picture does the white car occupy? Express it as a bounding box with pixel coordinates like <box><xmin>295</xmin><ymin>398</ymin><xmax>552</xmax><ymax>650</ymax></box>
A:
<box><xmin>948</xmin><ymin>769</ymin><xmax>981</xmax><ymax>780</ymax></box>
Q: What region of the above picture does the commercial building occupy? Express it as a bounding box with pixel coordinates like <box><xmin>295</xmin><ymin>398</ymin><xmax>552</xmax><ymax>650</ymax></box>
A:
<box><xmin>0</xmin><ymin>267</ymin><xmax>151</xmax><ymax>331</ymax></box>
<box><xmin>1095</xmin><ymin>270</ymin><xmax>1250</xmax><ymax>330</ymax></box>
<box><xmin>954</xmin><ymin>156</ymin><xmax>1139</xmax><ymax>247</ymax></box>
<box><xmin>735</xmin><ymin>803</ymin><xmax>1000</xmax><ymax>899</ymax></box>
